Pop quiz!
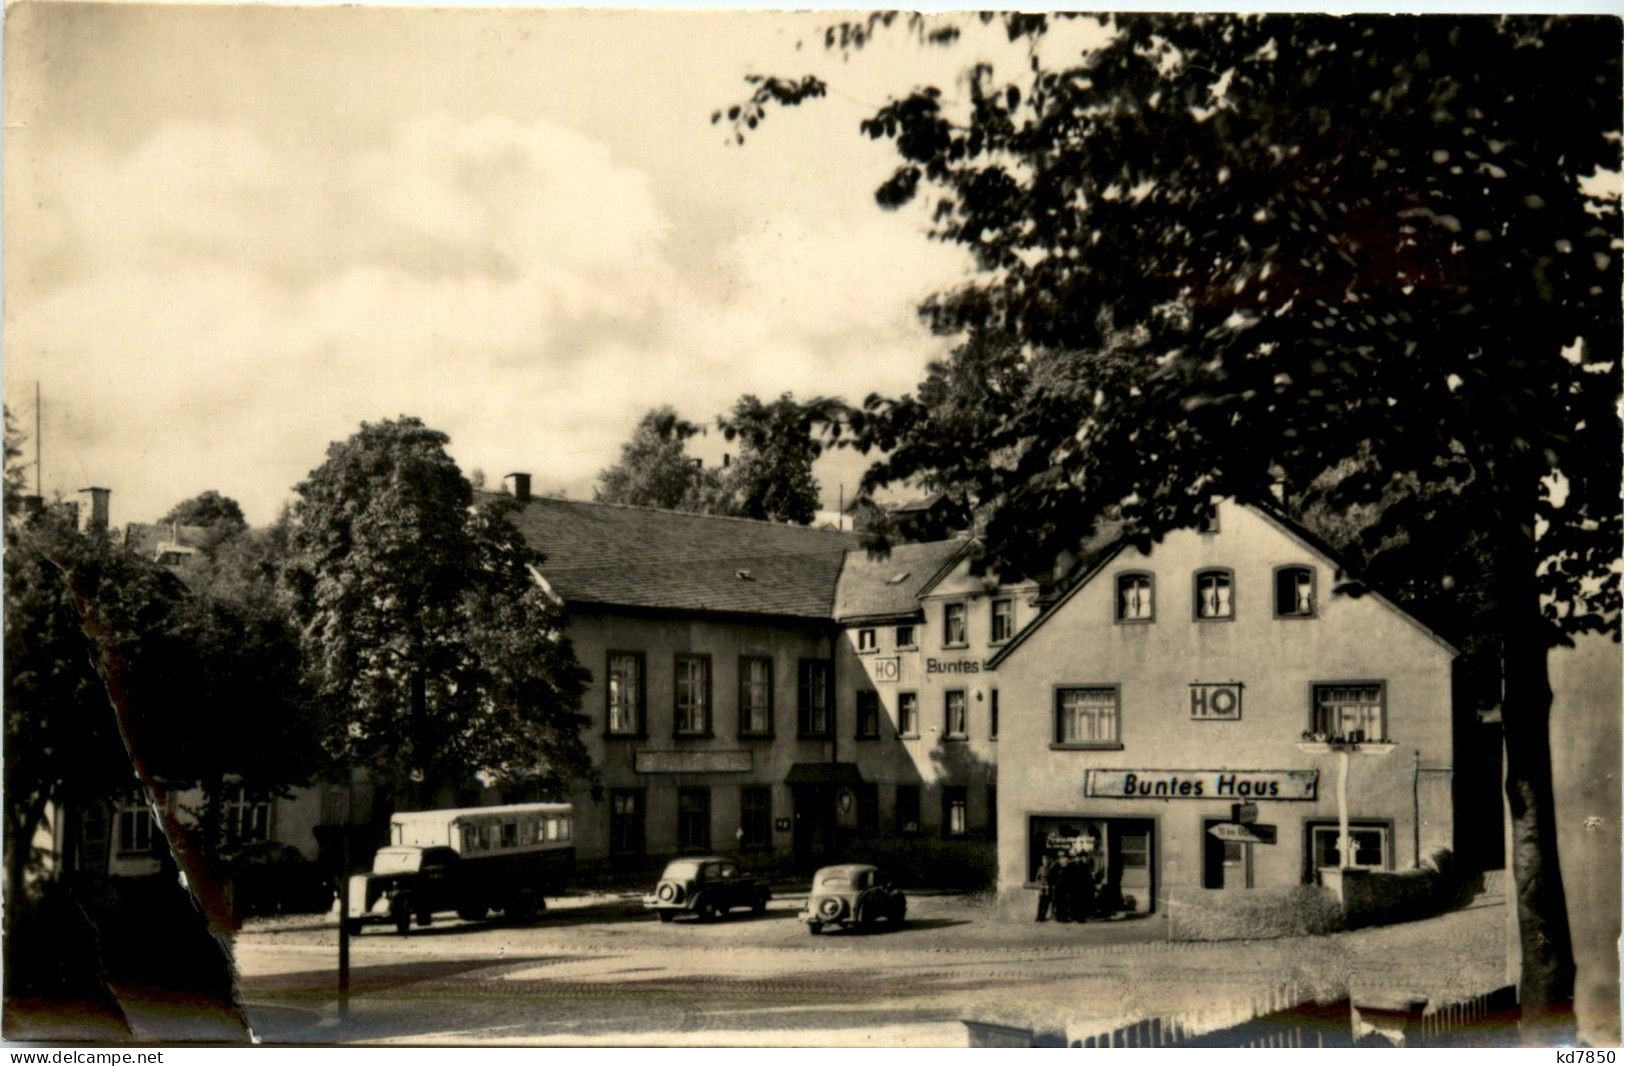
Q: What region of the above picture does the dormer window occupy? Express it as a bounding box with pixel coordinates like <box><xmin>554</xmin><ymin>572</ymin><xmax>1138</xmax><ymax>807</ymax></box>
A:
<box><xmin>1275</xmin><ymin>566</ymin><xmax>1316</xmax><ymax>618</ymax></box>
<box><xmin>1116</xmin><ymin>573</ymin><xmax>1154</xmax><ymax>622</ymax></box>
<box><xmin>1194</xmin><ymin>569</ymin><xmax>1234</xmax><ymax>620</ymax></box>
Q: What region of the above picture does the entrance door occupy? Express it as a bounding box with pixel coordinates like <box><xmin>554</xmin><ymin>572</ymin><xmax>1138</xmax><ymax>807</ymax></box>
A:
<box><xmin>1113</xmin><ymin>823</ymin><xmax>1153</xmax><ymax>913</ymax></box>
<box><xmin>791</xmin><ymin>786</ymin><xmax>833</xmax><ymax>870</ymax></box>
<box><xmin>1202</xmin><ymin>818</ymin><xmax>1253</xmax><ymax>889</ymax></box>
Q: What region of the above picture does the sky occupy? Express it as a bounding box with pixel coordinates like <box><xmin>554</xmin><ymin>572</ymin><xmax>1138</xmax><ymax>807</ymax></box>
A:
<box><xmin>2</xmin><ymin>5</ymin><xmax>1120</xmax><ymax>528</ymax></box>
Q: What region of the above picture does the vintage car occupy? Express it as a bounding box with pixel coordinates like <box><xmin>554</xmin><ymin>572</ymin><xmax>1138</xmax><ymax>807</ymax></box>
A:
<box><xmin>643</xmin><ymin>856</ymin><xmax>771</xmax><ymax>922</ymax></box>
<box><xmin>799</xmin><ymin>863</ymin><xmax>906</xmax><ymax>934</ymax></box>
<box><xmin>346</xmin><ymin>802</ymin><xmax>574</xmax><ymax>935</ymax></box>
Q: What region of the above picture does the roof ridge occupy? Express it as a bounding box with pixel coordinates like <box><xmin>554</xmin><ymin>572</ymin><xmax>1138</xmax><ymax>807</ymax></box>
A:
<box><xmin>544</xmin><ymin>545</ymin><xmax>855</xmax><ymax>570</ymax></box>
<box><xmin>479</xmin><ymin>490</ymin><xmax>859</xmax><ymax>538</ymax></box>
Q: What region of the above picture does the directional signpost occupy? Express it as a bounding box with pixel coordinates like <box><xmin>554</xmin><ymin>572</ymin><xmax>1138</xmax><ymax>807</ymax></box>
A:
<box><xmin>1208</xmin><ymin>821</ymin><xmax>1277</xmax><ymax>846</ymax></box>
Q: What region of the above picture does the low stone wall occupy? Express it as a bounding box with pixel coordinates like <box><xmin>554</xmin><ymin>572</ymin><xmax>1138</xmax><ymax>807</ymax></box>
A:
<box><xmin>1167</xmin><ymin>885</ymin><xmax>1345</xmax><ymax>941</ymax></box>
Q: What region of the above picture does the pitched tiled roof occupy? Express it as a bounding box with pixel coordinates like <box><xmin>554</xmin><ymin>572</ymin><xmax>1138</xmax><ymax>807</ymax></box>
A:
<box><xmin>492</xmin><ymin>494</ymin><xmax>861</xmax><ymax>620</ymax></box>
<box><xmin>123</xmin><ymin>522</ymin><xmax>212</xmax><ymax>560</ymax></box>
<box><xmin>833</xmin><ymin>539</ymin><xmax>971</xmax><ymax>622</ymax></box>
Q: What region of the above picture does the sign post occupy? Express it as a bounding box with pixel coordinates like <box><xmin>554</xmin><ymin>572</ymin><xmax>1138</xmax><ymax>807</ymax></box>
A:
<box><xmin>1295</xmin><ymin>740</ymin><xmax>1397</xmax><ymax>873</ymax></box>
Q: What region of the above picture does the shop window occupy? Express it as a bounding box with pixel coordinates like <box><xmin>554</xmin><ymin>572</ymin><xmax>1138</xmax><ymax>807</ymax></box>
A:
<box><xmin>857</xmin><ymin>783</ymin><xmax>879</xmax><ymax>838</ymax></box>
<box><xmin>897</xmin><ymin>691</ymin><xmax>919</xmax><ymax>737</ymax></box>
<box><xmin>740</xmin><ymin>787</ymin><xmax>771</xmax><ymax>851</ymax></box>
<box><xmin>1116</xmin><ymin>572</ymin><xmax>1154</xmax><ymax>622</ymax></box>
<box><xmin>797</xmin><ymin>659</ymin><xmax>833</xmax><ymax>737</ymax></box>
<box><xmin>943</xmin><ymin>689</ymin><xmax>968</xmax><ymax>739</ymax></box>
<box><xmin>606</xmin><ymin>651</ymin><xmax>646</xmax><ymax>736</ymax></box>
<box><xmin>857</xmin><ymin>628</ymin><xmax>877</xmax><ymax>652</ymax></box>
<box><xmin>943</xmin><ymin>602</ymin><xmax>968</xmax><ymax>647</ymax></box>
<box><xmin>1308</xmin><ymin>822</ymin><xmax>1390</xmax><ymax>876</ymax></box>
<box><xmin>738</xmin><ymin>656</ymin><xmax>773</xmax><ymax>737</ymax></box>
<box><xmin>1275</xmin><ymin>566</ymin><xmax>1316</xmax><ymax>618</ymax></box>
<box><xmin>677</xmin><ymin>788</ymin><xmax>711</xmax><ymax>852</ymax></box>
<box><xmin>942</xmin><ymin>788</ymin><xmax>968</xmax><ymax>838</ymax></box>
<box><xmin>990</xmin><ymin>689</ymin><xmax>999</xmax><ymax>740</ymax></box>
<box><xmin>1055</xmin><ymin>686</ymin><xmax>1120</xmax><ymax>746</ymax></box>
<box><xmin>1312</xmin><ymin>682</ymin><xmax>1386</xmax><ymax>742</ymax></box>
<box><xmin>895</xmin><ymin>624</ymin><xmax>916</xmax><ymax>649</ymax></box>
<box><xmin>855</xmin><ymin>690</ymin><xmax>880</xmax><ymax>740</ymax></box>
<box><xmin>609</xmin><ymin>790</ymin><xmax>644</xmax><ymax>854</ymax></box>
<box><xmin>674</xmin><ymin>655</ymin><xmax>711</xmax><ymax>736</ymax></box>
<box><xmin>895</xmin><ymin>786</ymin><xmax>921</xmax><ymax>834</ymax></box>
<box><xmin>115</xmin><ymin>799</ymin><xmax>154</xmax><ymax>856</ymax></box>
<box><xmin>990</xmin><ymin>598</ymin><xmax>1014</xmax><ymax>643</ymax></box>
<box><xmin>1194</xmin><ymin>569</ymin><xmax>1234</xmax><ymax>620</ymax></box>
<box><xmin>224</xmin><ymin>785</ymin><xmax>270</xmax><ymax>845</ymax></box>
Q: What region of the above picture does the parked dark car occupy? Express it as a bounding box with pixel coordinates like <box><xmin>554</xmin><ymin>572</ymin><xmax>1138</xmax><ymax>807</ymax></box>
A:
<box><xmin>226</xmin><ymin>842</ymin><xmax>334</xmax><ymax>919</ymax></box>
<box><xmin>799</xmin><ymin>863</ymin><xmax>906</xmax><ymax>934</ymax></box>
<box><xmin>643</xmin><ymin>857</ymin><xmax>771</xmax><ymax>922</ymax></box>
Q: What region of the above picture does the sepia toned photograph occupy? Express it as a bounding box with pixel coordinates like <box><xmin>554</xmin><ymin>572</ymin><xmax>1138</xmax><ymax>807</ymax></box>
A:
<box><xmin>2</xmin><ymin>2</ymin><xmax>1620</xmax><ymax>1050</ymax></box>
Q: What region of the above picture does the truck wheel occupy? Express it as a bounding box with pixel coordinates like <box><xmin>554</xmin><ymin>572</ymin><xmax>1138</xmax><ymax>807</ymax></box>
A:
<box><xmin>390</xmin><ymin>899</ymin><xmax>411</xmax><ymax>935</ymax></box>
<box><xmin>657</xmin><ymin>911</ymin><xmax>675</xmax><ymax>923</ymax></box>
<box><xmin>456</xmin><ymin>903</ymin><xmax>488</xmax><ymax>922</ymax></box>
<box><xmin>509</xmin><ymin>888</ymin><xmax>538</xmax><ymax>923</ymax></box>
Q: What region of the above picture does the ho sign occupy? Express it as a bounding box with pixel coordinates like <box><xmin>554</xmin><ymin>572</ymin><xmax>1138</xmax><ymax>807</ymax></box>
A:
<box><xmin>872</xmin><ymin>656</ymin><xmax>900</xmax><ymax>683</ymax></box>
<box><xmin>1190</xmin><ymin>682</ymin><xmax>1242</xmax><ymax>720</ymax></box>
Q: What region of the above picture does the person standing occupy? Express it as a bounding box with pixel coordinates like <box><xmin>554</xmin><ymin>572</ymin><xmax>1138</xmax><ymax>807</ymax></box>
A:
<box><xmin>1053</xmin><ymin>854</ymin><xmax>1074</xmax><ymax>923</ymax></box>
<box><xmin>1070</xmin><ymin>844</ymin><xmax>1097</xmax><ymax>922</ymax></box>
<box><xmin>1035</xmin><ymin>852</ymin><xmax>1057</xmax><ymax>922</ymax></box>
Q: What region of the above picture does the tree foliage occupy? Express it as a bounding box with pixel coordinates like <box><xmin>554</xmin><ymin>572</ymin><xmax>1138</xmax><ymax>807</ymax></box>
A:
<box><xmin>595</xmin><ymin>406</ymin><xmax>729</xmax><ymax>513</ymax></box>
<box><xmin>160</xmin><ymin>491</ymin><xmax>248</xmax><ymax>536</ymax></box>
<box><xmin>731</xmin><ymin>13</ymin><xmax>1621</xmax><ymax>1021</ymax></box>
<box><xmin>287</xmin><ymin>417</ymin><xmax>591</xmax><ymax>804</ymax></box>
<box><xmin>717</xmin><ymin>393</ymin><xmax>825</xmax><ymax>524</ymax></box>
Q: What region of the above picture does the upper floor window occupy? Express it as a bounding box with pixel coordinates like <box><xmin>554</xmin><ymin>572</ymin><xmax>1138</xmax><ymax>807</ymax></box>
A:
<box><xmin>738</xmin><ymin>656</ymin><xmax>773</xmax><ymax>736</ymax></box>
<box><xmin>606</xmin><ymin>652</ymin><xmax>645</xmax><ymax>735</ymax></box>
<box><xmin>897</xmin><ymin>691</ymin><xmax>920</xmax><ymax>737</ymax></box>
<box><xmin>1055</xmin><ymin>686</ymin><xmax>1121</xmax><ymax>746</ymax></box>
<box><xmin>943</xmin><ymin>602</ymin><xmax>968</xmax><ymax>647</ymax></box>
<box><xmin>674</xmin><ymin>655</ymin><xmax>711</xmax><ymax>736</ymax></box>
<box><xmin>944</xmin><ymin>690</ymin><xmax>968</xmax><ymax>739</ymax></box>
<box><xmin>1194</xmin><ymin>569</ymin><xmax>1234</xmax><ymax>620</ymax></box>
<box><xmin>1312</xmin><ymin>682</ymin><xmax>1386</xmax><ymax>742</ymax></box>
<box><xmin>1198</xmin><ymin>504</ymin><xmax>1220</xmax><ymax>534</ymax></box>
<box><xmin>1275</xmin><ymin>566</ymin><xmax>1316</xmax><ymax>618</ymax></box>
<box><xmin>990</xmin><ymin>598</ymin><xmax>1014</xmax><ymax>643</ymax></box>
<box><xmin>855</xmin><ymin>690</ymin><xmax>881</xmax><ymax>740</ymax></box>
<box><xmin>857</xmin><ymin>628</ymin><xmax>877</xmax><ymax>652</ymax></box>
<box><xmin>895</xmin><ymin>624</ymin><xmax>916</xmax><ymax>649</ymax></box>
<box><xmin>1116</xmin><ymin>572</ymin><xmax>1154</xmax><ymax>622</ymax></box>
<box><xmin>797</xmin><ymin>659</ymin><xmax>833</xmax><ymax>737</ymax></box>
<box><xmin>115</xmin><ymin>797</ymin><xmax>155</xmax><ymax>856</ymax></box>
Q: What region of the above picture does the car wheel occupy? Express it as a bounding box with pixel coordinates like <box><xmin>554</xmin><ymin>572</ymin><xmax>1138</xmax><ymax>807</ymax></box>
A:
<box><xmin>390</xmin><ymin>899</ymin><xmax>411</xmax><ymax>935</ymax></box>
<box><xmin>456</xmin><ymin>903</ymin><xmax>489</xmax><ymax>922</ymax></box>
<box><xmin>807</xmin><ymin>921</ymin><xmax>823</xmax><ymax>936</ymax></box>
<box><xmin>892</xmin><ymin>898</ymin><xmax>907</xmax><ymax>924</ymax></box>
<box><xmin>752</xmin><ymin>893</ymin><xmax>768</xmax><ymax>915</ymax></box>
<box><xmin>657</xmin><ymin>910</ymin><xmax>675</xmax><ymax>923</ymax></box>
<box><xmin>415</xmin><ymin>911</ymin><xmax>433</xmax><ymax>928</ymax></box>
<box><xmin>697</xmin><ymin>898</ymin><xmax>720</xmax><ymax>922</ymax></box>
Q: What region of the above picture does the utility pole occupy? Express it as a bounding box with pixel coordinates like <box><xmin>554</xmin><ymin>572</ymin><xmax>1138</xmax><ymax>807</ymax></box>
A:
<box><xmin>35</xmin><ymin>381</ymin><xmax>42</xmax><ymax>494</ymax></box>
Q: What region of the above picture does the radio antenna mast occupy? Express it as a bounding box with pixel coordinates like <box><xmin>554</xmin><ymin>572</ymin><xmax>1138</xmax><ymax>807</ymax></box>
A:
<box><xmin>35</xmin><ymin>381</ymin><xmax>42</xmax><ymax>495</ymax></box>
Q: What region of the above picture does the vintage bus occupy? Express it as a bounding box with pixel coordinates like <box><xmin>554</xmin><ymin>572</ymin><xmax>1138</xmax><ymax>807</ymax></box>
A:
<box><xmin>346</xmin><ymin>802</ymin><xmax>574</xmax><ymax>934</ymax></box>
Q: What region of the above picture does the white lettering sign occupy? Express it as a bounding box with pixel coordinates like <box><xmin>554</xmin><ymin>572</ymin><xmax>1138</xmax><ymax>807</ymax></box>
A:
<box><xmin>1083</xmin><ymin>769</ymin><xmax>1318</xmax><ymax>801</ymax></box>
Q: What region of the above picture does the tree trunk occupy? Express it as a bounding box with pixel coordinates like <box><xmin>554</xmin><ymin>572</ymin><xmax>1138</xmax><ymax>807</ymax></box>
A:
<box><xmin>1499</xmin><ymin>523</ymin><xmax>1577</xmax><ymax>1038</ymax></box>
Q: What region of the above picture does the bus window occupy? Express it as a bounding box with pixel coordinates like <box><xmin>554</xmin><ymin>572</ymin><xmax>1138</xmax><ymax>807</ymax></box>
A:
<box><xmin>543</xmin><ymin>818</ymin><xmax>559</xmax><ymax>841</ymax></box>
<box><xmin>501</xmin><ymin>823</ymin><xmax>518</xmax><ymax>847</ymax></box>
<box><xmin>461</xmin><ymin>825</ymin><xmax>478</xmax><ymax>852</ymax></box>
<box><xmin>560</xmin><ymin>818</ymin><xmax>571</xmax><ymax>841</ymax></box>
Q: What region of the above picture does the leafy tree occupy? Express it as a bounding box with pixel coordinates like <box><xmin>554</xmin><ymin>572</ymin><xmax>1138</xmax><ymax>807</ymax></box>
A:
<box><xmin>286</xmin><ymin>417</ymin><xmax>591</xmax><ymax>806</ymax></box>
<box><xmin>160</xmin><ymin>491</ymin><xmax>247</xmax><ymax>535</ymax></box>
<box><xmin>595</xmin><ymin>406</ymin><xmax>728</xmax><ymax>513</ymax></box>
<box><xmin>730</xmin><ymin>13</ymin><xmax>1621</xmax><ymax>1022</ymax></box>
<box><xmin>717</xmin><ymin>393</ymin><xmax>825</xmax><ymax>524</ymax></box>
<box><xmin>3</xmin><ymin>406</ymin><xmax>25</xmax><ymax>504</ymax></box>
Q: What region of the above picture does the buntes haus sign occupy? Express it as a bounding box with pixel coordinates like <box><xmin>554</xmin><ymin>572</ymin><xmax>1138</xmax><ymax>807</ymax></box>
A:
<box><xmin>1084</xmin><ymin>769</ymin><xmax>1318</xmax><ymax>801</ymax></box>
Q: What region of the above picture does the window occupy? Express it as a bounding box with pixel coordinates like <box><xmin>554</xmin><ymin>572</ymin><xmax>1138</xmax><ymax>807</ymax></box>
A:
<box><xmin>797</xmin><ymin>659</ymin><xmax>833</xmax><ymax>737</ymax></box>
<box><xmin>857</xmin><ymin>628</ymin><xmax>877</xmax><ymax>652</ymax></box>
<box><xmin>115</xmin><ymin>799</ymin><xmax>154</xmax><ymax>855</ymax></box>
<box><xmin>1275</xmin><ymin>566</ymin><xmax>1316</xmax><ymax>618</ymax></box>
<box><xmin>738</xmin><ymin>656</ymin><xmax>773</xmax><ymax>736</ymax></box>
<box><xmin>990</xmin><ymin>689</ymin><xmax>999</xmax><ymax>739</ymax></box>
<box><xmin>855</xmin><ymin>690</ymin><xmax>880</xmax><ymax>739</ymax></box>
<box><xmin>674</xmin><ymin>655</ymin><xmax>711</xmax><ymax>735</ymax></box>
<box><xmin>943</xmin><ymin>602</ymin><xmax>968</xmax><ymax>647</ymax></box>
<box><xmin>942</xmin><ymin>787</ymin><xmax>968</xmax><ymax>838</ymax></box>
<box><xmin>1312</xmin><ymin>682</ymin><xmax>1386</xmax><ymax>741</ymax></box>
<box><xmin>857</xmin><ymin>783</ymin><xmax>879</xmax><ymax>837</ymax></box>
<box><xmin>1116</xmin><ymin>572</ymin><xmax>1154</xmax><ymax>622</ymax></box>
<box><xmin>895</xmin><ymin>624</ymin><xmax>916</xmax><ymax>649</ymax></box>
<box><xmin>1194</xmin><ymin>569</ymin><xmax>1234</xmax><ymax>619</ymax></box>
<box><xmin>224</xmin><ymin>786</ymin><xmax>270</xmax><ymax>844</ymax></box>
<box><xmin>1198</xmin><ymin>504</ymin><xmax>1220</xmax><ymax>533</ymax></box>
<box><xmin>606</xmin><ymin>652</ymin><xmax>645</xmax><ymax>736</ymax></box>
<box><xmin>990</xmin><ymin>598</ymin><xmax>1014</xmax><ymax>643</ymax></box>
<box><xmin>897</xmin><ymin>691</ymin><xmax>919</xmax><ymax>737</ymax></box>
<box><xmin>1309</xmin><ymin>822</ymin><xmax>1390</xmax><ymax>874</ymax></box>
<box><xmin>500</xmin><ymin>822</ymin><xmax>518</xmax><ymax>848</ymax></box>
<box><xmin>1055</xmin><ymin>686</ymin><xmax>1121</xmax><ymax>746</ymax></box>
<box><xmin>895</xmin><ymin>786</ymin><xmax>921</xmax><ymax>834</ymax></box>
<box><xmin>740</xmin><ymin>787</ymin><xmax>771</xmax><ymax>850</ymax></box>
<box><xmin>677</xmin><ymin>788</ymin><xmax>711</xmax><ymax>851</ymax></box>
<box><xmin>944</xmin><ymin>690</ymin><xmax>968</xmax><ymax>739</ymax></box>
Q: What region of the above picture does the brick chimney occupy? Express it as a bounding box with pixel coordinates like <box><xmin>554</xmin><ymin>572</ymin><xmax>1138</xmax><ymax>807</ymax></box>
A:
<box><xmin>504</xmin><ymin>472</ymin><xmax>532</xmax><ymax>502</ymax></box>
<box><xmin>79</xmin><ymin>487</ymin><xmax>110</xmax><ymax>532</ymax></box>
